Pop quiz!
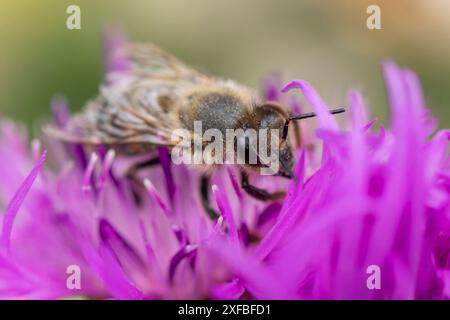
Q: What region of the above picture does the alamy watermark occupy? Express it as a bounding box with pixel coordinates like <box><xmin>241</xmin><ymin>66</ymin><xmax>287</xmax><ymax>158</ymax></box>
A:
<box><xmin>366</xmin><ymin>264</ymin><xmax>381</xmax><ymax>290</ymax></box>
<box><xmin>66</xmin><ymin>5</ymin><xmax>81</xmax><ymax>30</ymax></box>
<box><xmin>367</xmin><ymin>5</ymin><xmax>382</xmax><ymax>30</ymax></box>
<box><xmin>170</xmin><ymin>121</ymin><xmax>281</xmax><ymax>175</ymax></box>
<box><xmin>66</xmin><ymin>264</ymin><xmax>81</xmax><ymax>290</ymax></box>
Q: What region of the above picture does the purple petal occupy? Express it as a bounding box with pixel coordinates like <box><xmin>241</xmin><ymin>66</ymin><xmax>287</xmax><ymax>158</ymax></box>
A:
<box><xmin>51</xmin><ymin>96</ymin><xmax>70</xmax><ymax>128</ymax></box>
<box><xmin>227</xmin><ymin>168</ymin><xmax>243</xmax><ymax>200</ymax></box>
<box><xmin>207</xmin><ymin>235</ymin><xmax>298</xmax><ymax>299</ymax></box>
<box><xmin>99</xmin><ymin>219</ymin><xmax>145</xmax><ymax>270</ymax></box>
<box><xmin>168</xmin><ymin>245</ymin><xmax>197</xmax><ymax>283</ymax></box>
<box><xmin>103</xmin><ymin>27</ymin><xmax>132</xmax><ymax>77</ymax></box>
<box><xmin>98</xmin><ymin>241</ymin><xmax>145</xmax><ymax>299</ymax></box>
<box><xmin>158</xmin><ymin>147</ymin><xmax>175</xmax><ymax>204</ymax></box>
<box><xmin>143</xmin><ymin>178</ymin><xmax>172</xmax><ymax>217</ymax></box>
<box><xmin>1</xmin><ymin>150</ymin><xmax>46</xmax><ymax>253</ymax></box>
<box><xmin>97</xmin><ymin>149</ymin><xmax>116</xmax><ymax>190</ymax></box>
<box><xmin>262</xmin><ymin>74</ymin><xmax>282</xmax><ymax>101</ymax></box>
<box><xmin>282</xmin><ymin>80</ymin><xmax>339</xmax><ymax>131</ymax></box>
<box><xmin>143</xmin><ymin>178</ymin><xmax>187</xmax><ymax>245</ymax></box>
<box><xmin>211</xmin><ymin>279</ymin><xmax>245</xmax><ymax>300</ymax></box>
<box><xmin>82</xmin><ymin>153</ymin><xmax>98</xmax><ymax>193</ymax></box>
<box><xmin>257</xmin><ymin>203</ymin><xmax>282</xmax><ymax>228</ymax></box>
<box><xmin>212</xmin><ymin>184</ymin><xmax>239</xmax><ymax>243</ymax></box>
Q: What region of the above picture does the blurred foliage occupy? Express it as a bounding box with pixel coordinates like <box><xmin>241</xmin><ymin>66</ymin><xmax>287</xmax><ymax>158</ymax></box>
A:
<box><xmin>0</xmin><ymin>0</ymin><xmax>449</xmax><ymax>133</ymax></box>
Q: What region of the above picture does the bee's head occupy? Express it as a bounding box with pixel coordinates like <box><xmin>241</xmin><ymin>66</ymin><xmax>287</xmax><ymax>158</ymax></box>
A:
<box><xmin>251</xmin><ymin>102</ymin><xmax>346</xmax><ymax>179</ymax></box>
<box><xmin>249</xmin><ymin>101</ymin><xmax>295</xmax><ymax>179</ymax></box>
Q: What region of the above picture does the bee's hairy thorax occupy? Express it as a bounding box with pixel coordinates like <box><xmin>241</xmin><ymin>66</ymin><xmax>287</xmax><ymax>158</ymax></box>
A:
<box><xmin>178</xmin><ymin>83</ymin><xmax>257</xmax><ymax>135</ymax></box>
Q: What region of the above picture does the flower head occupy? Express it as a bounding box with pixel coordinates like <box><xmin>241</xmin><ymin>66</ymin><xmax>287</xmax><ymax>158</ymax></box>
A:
<box><xmin>0</xmin><ymin>32</ymin><xmax>448</xmax><ymax>299</ymax></box>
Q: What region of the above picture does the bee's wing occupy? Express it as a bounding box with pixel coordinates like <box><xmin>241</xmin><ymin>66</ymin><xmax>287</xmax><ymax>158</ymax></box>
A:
<box><xmin>46</xmin><ymin>43</ymin><xmax>211</xmax><ymax>149</ymax></box>
<box><xmin>126</xmin><ymin>43</ymin><xmax>210</xmax><ymax>83</ymax></box>
<box><xmin>44</xmin><ymin>93</ymin><xmax>180</xmax><ymax>148</ymax></box>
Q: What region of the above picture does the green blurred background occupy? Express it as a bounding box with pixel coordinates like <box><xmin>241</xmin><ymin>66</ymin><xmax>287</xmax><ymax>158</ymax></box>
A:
<box><xmin>0</xmin><ymin>0</ymin><xmax>449</xmax><ymax>132</ymax></box>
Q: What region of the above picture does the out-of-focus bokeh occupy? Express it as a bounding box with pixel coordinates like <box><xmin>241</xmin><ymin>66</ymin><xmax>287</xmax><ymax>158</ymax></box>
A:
<box><xmin>0</xmin><ymin>0</ymin><xmax>449</xmax><ymax>132</ymax></box>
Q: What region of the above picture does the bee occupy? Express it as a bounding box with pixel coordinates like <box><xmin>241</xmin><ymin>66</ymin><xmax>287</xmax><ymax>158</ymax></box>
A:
<box><xmin>45</xmin><ymin>42</ymin><xmax>344</xmax><ymax>215</ymax></box>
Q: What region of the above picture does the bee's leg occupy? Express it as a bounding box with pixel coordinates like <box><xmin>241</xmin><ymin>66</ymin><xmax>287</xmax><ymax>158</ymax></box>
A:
<box><xmin>126</xmin><ymin>157</ymin><xmax>161</xmax><ymax>176</ymax></box>
<box><xmin>200</xmin><ymin>175</ymin><xmax>220</xmax><ymax>219</ymax></box>
<box><xmin>126</xmin><ymin>156</ymin><xmax>161</xmax><ymax>206</ymax></box>
<box><xmin>240</xmin><ymin>171</ymin><xmax>286</xmax><ymax>201</ymax></box>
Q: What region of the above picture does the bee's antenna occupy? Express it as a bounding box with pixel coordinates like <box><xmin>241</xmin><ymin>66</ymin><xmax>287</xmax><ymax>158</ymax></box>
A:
<box><xmin>282</xmin><ymin>107</ymin><xmax>345</xmax><ymax>140</ymax></box>
<box><xmin>289</xmin><ymin>107</ymin><xmax>346</xmax><ymax>121</ymax></box>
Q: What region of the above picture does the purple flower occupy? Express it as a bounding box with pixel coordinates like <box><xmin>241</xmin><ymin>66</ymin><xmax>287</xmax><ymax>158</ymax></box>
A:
<box><xmin>0</xmin><ymin>32</ymin><xmax>448</xmax><ymax>299</ymax></box>
<box><xmin>252</xmin><ymin>62</ymin><xmax>450</xmax><ymax>299</ymax></box>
